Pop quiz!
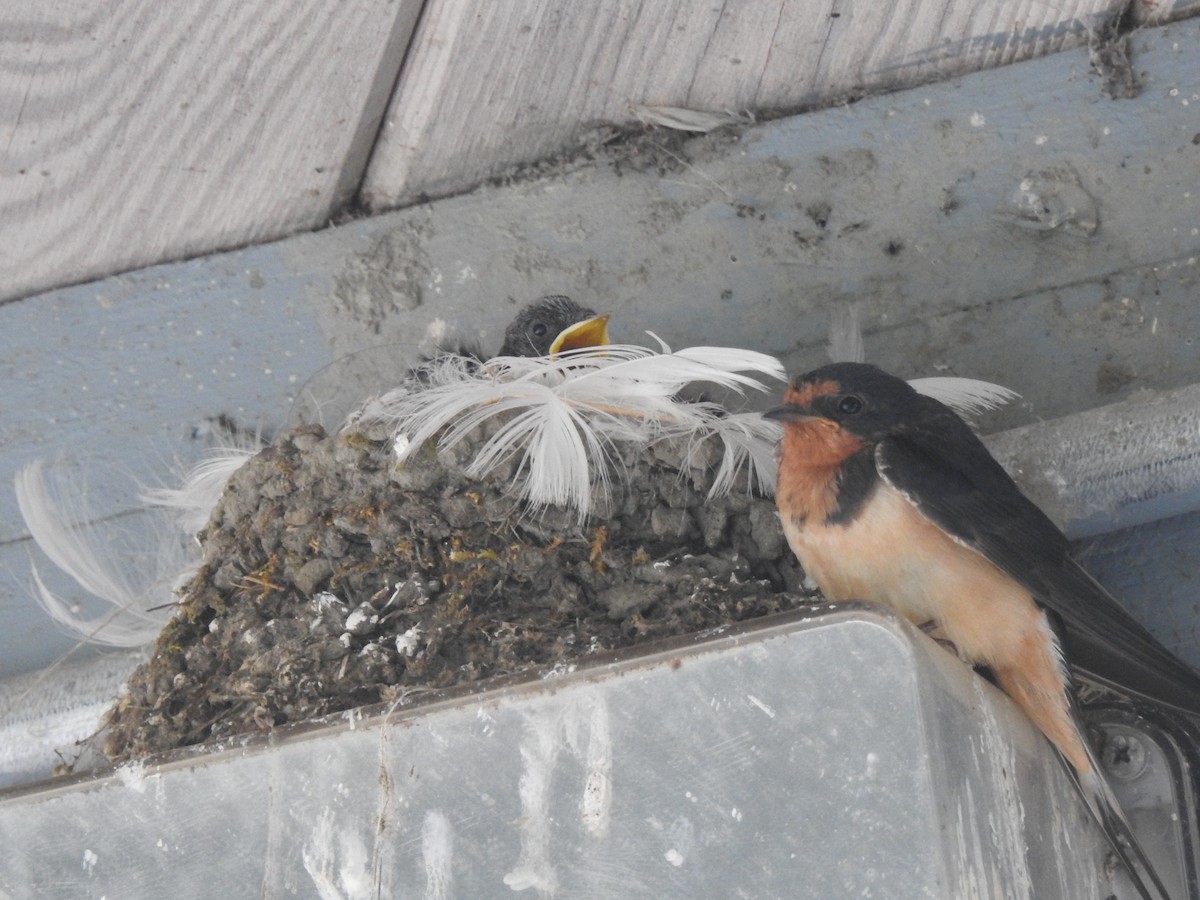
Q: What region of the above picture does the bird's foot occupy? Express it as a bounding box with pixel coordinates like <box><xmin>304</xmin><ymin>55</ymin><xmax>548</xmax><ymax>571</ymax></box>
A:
<box><xmin>917</xmin><ymin>619</ymin><xmax>961</xmax><ymax>657</ymax></box>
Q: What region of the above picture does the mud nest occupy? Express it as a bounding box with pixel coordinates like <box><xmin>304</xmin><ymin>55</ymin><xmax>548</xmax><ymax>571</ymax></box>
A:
<box><xmin>103</xmin><ymin>411</ymin><xmax>811</xmax><ymax>764</ymax></box>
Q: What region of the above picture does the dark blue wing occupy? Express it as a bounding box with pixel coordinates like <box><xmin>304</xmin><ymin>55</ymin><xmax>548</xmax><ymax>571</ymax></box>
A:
<box><xmin>876</xmin><ymin>396</ymin><xmax>1200</xmax><ymax>714</ymax></box>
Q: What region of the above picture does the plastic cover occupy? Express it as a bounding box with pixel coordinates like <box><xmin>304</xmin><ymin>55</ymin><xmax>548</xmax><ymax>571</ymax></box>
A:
<box><xmin>2</xmin><ymin>607</ymin><xmax>1161</xmax><ymax>899</ymax></box>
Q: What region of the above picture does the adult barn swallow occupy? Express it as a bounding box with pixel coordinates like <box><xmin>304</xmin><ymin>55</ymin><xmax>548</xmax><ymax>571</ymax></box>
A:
<box><xmin>765</xmin><ymin>362</ymin><xmax>1199</xmax><ymax>899</ymax></box>
<box><xmin>498</xmin><ymin>295</ymin><xmax>610</xmax><ymax>357</ymax></box>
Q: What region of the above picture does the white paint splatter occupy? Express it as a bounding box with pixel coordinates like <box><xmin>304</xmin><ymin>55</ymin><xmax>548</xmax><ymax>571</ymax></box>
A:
<box><xmin>865</xmin><ymin>751</ymin><xmax>879</xmax><ymax>779</ymax></box>
<box><xmin>302</xmin><ymin>808</ymin><xmax>374</xmax><ymax>900</ymax></box>
<box><xmin>504</xmin><ymin>711</ymin><xmax>563</xmax><ymax>895</ymax></box>
<box><xmin>581</xmin><ymin>702</ymin><xmax>613</xmax><ymax>838</ymax></box>
<box><xmin>540</xmin><ymin>661</ymin><xmax>577</xmax><ymax>679</ymax></box>
<box><xmin>423</xmin><ymin>319</ymin><xmax>448</xmax><ymax>346</ymax></box>
<box><xmin>422</xmin><ymin>811</ymin><xmax>454</xmax><ymax>900</ymax></box>
<box><xmin>504</xmin><ymin>697</ymin><xmax>613</xmax><ymax>891</ymax></box>
<box><xmin>335</xmin><ymin>834</ymin><xmax>372</xmax><ymax>900</ymax></box>
<box><xmin>82</xmin><ymin>849</ymin><xmax>98</xmax><ymax>873</ymax></box>
<box><xmin>395</xmin><ymin>625</ymin><xmax>423</xmax><ymax>656</ymax></box>
<box><xmin>969</xmin><ymin>677</ymin><xmax>1033</xmax><ymax>898</ymax></box>
<box><xmin>664</xmin><ymin>816</ymin><xmax>695</xmax><ymax>867</ymax></box>
<box><xmin>969</xmin><ymin>112</ymin><xmax>986</xmax><ymax>127</ymax></box>
<box><xmin>475</xmin><ymin>707</ymin><xmax>496</xmax><ymax>736</ymax></box>
<box><xmin>302</xmin><ymin>810</ymin><xmax>343</xmax><ymax>900</ymax></box>
<box><xmin>428</xmin><ymin>268</ymin><xmax>444</xmax><ymax>295</ymax></box>
<box><xmin>746</xmin><ymin>694</ymin><xmax>776</xmax><ymax>718</ymax></box>
<box><xmin>115</xmin><ymin>761</ymin><xmax>149</xmax><ymax>794</ymax></box>
<box><xmin>344</xmin><ymin>608</ymin><xmax>376</xmax><ymax>633</ymax></box>
<box><xmin>951</xmin><ymin>782</ymin><xmax>986</xmax><ymax>900</ymax></box>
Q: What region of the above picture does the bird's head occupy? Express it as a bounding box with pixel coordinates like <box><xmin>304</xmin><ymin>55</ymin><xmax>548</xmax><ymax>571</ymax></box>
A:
<box><xmin>499</xmin><ymin>295</ymin><xmax>611</xmax><ymax>358</ymax></box>
<box><xmin>763</xmin><ymin>362</ymin><xmax>922</xmax><ymax>446</ymax></box>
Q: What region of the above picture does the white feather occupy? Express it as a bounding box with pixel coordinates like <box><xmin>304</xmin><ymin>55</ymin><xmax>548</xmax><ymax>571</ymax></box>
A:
<box><xmin>14</xmin><ymin>462</ymin><xmax>184</xmax><ymax>647</ymax></box>
<box><xmin>15</xmin><ymin>440</ymin><xmax>253</xmax><ymax>650</ymax></box>
<box><xmin>140</xmin><ymin>446</ymin><xmax>256</xmax><ymax>534</ymax></box>
<box><xmin>706</xmin><ymin>412</ymin><xmax>783</xmax><ymax>498</ymax></box>
<box><xmin>909</xmin><ymin>376</ymin><xmax>1020</xmax><ymax>416</ymax></box>
<box><xmin>344</xmin><ymin>384</ymin><xmax>414</xmax><ymax>431</ymax></box>
<box><xmin>382</xmin><ymin>341</ymin><xmax>787</xmax><ymax>519</ymax></box>
<box><xmin>827</xmin><ymin>304</ymin><xmax>866</xmax><ymax>363</ymax></box>
<box><xmin>630</xmin><ymin>104</ymin><xmax>755</xmax><ymax>133</ymax></box>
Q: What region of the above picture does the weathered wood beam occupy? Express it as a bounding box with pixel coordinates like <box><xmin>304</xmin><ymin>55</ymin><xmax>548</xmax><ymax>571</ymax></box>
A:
<box><xmin>362</xmin><ymin>0</ymin><xmax>1142</xmax><ymax>208</ymax></box>
<box><xmin>0</xmin><ymin>0</ymin><xmax>423</xmax><ymax>302</ymax></box>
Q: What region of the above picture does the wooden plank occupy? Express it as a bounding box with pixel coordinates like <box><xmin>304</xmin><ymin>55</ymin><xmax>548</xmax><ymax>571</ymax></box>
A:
<box><xmin>362</xmin><ymin>0</ymin><xmax>1124</xmax><ymax>208</ymax></box>
<box><xmin>0</xmin><ymin>0</ymin><xmax>422</xmax><ymax>303</ymax></box>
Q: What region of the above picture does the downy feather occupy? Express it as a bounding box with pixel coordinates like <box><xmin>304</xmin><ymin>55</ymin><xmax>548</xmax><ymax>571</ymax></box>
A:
<box><xmin>909</xmin><ymin>376</ymin><xmax>1020</xmax><ymax>417</ymax></box>
<box><xmin>827</xmin><ymin>304</ymin><xmax>866</xmax><ymax>364</ymax></box>
<box><xmin>140</xmin><ymin>446</ymin><xmax>257</xmax><ymax>534</ymax></box>
<box><xmin>382</xmin><ymin>341</ymin><xmax>787</xmax><ymax>519</ymax></box>
<box><xmin>15</xmin><ymin>462</ymin><xmax>185</xmax><ymax>648</ymax></box>
<box><xmin>15</xmin><ymin>444</ymin><xmax>254</xmax><ymax>649</ymax></box>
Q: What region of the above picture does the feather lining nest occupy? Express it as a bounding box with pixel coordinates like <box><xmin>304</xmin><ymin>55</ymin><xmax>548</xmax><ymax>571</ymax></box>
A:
<box><xmin>369</xmin><ymin>338</ymin><xmax>788</xmax><ymax>520</ymax></box>
<box><xmin>14</xmin><ymin>447</ymin><xmax>256</xmax><ymax>649</ymax></box>
<box><xmin>14</xmin><ymin>461</ymin><xmax>191</xmax><ymax>648</ymax></box>
<box><xmin>365</xmin><ymin>336</ymin><xmax>1019</xmax><ymax>521</ymax></box>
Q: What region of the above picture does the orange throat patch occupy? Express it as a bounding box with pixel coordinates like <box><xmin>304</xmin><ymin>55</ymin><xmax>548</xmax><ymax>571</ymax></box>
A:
<box><xmin>774</xmin><ymin>419</ymin><xmax>865</xmax><ymax>525</ymax></box>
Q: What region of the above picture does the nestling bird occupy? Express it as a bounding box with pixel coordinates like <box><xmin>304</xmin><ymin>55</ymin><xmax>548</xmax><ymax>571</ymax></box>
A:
<box><xmin>765</xmin><ymin>361</ymin><xmax>1200</xmax><ymax>900</ymax></box>
<box><xmin>497</xmin><ymin>295</ymin><xmax>610</xmax><ymax>357</ymax></box>
<box><xmin>421</xmin><ymin>295</ymin><xmax>609</xmax><ymax>364</ymax></box>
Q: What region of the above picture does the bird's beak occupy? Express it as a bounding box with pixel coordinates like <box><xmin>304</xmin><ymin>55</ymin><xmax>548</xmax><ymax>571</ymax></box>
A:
<box><xmin>763</xmin><ymin>404</ymin><xmax>817</xmax><ymax>424</ymax></box>
<box><xmin>763</xmin><ymin>405</ymin><xmax>839</xmax><ymax>430</ymax></box>
<box><xmin>549</xmin><ymin>314</ymin><xmax>610</xmax><ymax>355</ymax></box>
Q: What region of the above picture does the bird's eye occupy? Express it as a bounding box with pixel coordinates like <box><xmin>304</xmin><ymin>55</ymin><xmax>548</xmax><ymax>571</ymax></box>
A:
<box><xmin>532</xmin><ymin>322</ymin><xmax>548</xmax><ymax>337</ymax></box>
<box><xmin>837</xmin><ymin>395</ymin><xmax>864</xmax><ymax>415</ymax></box>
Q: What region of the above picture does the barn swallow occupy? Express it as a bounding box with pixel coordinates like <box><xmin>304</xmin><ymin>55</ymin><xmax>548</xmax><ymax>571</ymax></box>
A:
<box><xmin>765</xmin><ymin>362</ymin><xmax>1198</xmax><ymax>899</ymax></box>
<box><xmin>498</xmin><ymin>295</ymin><xmax>610</xmax><ymax>357</ymax></box>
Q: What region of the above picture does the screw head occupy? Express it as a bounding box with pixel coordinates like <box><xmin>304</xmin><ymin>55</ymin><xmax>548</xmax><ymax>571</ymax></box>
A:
<box><xmin>1101</xmin><ymin>732</ymin><xmax>1147</xmax><ymax>781</ymax></box>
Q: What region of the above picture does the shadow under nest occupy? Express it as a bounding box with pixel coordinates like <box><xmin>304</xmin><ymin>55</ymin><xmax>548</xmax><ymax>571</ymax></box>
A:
<box><xmin>103</xmin><ymin>411</ymin><xmax>810</xmax><ymax>764</ymax></box>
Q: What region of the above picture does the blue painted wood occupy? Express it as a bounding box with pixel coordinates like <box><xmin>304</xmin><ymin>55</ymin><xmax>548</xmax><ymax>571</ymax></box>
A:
<box><xmin>1076</xmin><ymin>512</ymin><xmax>1200</xmax><ymax>670</ymax></box>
